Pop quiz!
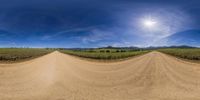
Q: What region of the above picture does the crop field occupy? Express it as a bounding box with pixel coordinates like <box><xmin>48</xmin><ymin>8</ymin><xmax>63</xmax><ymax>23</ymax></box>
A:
<box><xmin>60</xmin><ymin>49</ymin><xmax>150</xmax><ymax>60</ymax></box>
<box><xmin>158</xmin><ymin>48</ymin><xmax>200</xmax><ymax>60</ymax></box>
<box><xmin>0</xmin><ymin>48</ymin><xmax>53</xmax><ymax>62</ymax></box>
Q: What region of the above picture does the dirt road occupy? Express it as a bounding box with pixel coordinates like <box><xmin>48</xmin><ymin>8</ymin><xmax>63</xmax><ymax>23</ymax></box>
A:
<box><xmin>0</xmin><ymin>51</ymin><xmax>200</xmax><ymax>100</ymax></box>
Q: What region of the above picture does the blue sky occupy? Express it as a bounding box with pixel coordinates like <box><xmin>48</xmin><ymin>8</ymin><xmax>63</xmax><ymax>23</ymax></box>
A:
<box><xmin>0</xmin><ymin>0</ymin><xmax>199</xmax><ymax>47</ymax></box>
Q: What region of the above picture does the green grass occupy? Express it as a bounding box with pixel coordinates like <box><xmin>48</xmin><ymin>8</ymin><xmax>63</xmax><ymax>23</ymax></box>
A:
<box><xmin>60</xmin><ymin>49</ymin><xmax>150</xmax><ymax>60</ymax></box>
<box><xmin>158</xmin><ymin>48</ymin><xmax>200</xmax><ymax>60</ymax></box>
<box><xmin>0</xmin><ymin>48</ymin><xmax>54</xmax><ymax>62</ymax></box>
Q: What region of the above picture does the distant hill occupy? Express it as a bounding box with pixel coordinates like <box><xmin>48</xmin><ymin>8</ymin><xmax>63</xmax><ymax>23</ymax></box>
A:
<box><xmin>144</xmin><ymin>45</ymin><xmax>197</xmax><ymax>50</ymax></box>
<box><xmin>163</xmin><ymin>30</ymin><xmax>200</xmax><ymax>47</ymax></box>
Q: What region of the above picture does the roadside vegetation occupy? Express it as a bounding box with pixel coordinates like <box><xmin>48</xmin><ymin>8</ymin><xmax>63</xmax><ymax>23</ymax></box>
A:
<box><xmin>0</xmin><ymin>48</ymin><xmax>54</xmax><ymax>62</ymax></box>
<box><xmin>158</xmin><ymin>48</ymin><xmax>200</xmax><ymax>60</ymax></box>
<box><xmin>60</xmin><ymin>48</ymin><xmax>150</xmax><ymax>60</ymax></box>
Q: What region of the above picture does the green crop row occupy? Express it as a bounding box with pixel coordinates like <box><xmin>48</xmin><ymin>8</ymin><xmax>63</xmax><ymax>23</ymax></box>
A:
<box><xmin>158</xmin><ymin>48</ymin><xmax>200</xmax><ymax>60</ymax></box>
<box><xmin>0</xmin><ymin>48</ymin><xmax>53</xmax><ymax>62</ymax></box>
<box><xmin>60</xmin><ymin>49</ymin><xmax>150</xmax><ymax>60</ymax></box>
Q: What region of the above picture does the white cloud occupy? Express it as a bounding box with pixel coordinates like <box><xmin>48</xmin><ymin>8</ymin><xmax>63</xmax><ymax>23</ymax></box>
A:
<box><xmin>40</xmin><ymin>26</ymin><xmax>96</xmax><ymax>40</ymax></box>
<box><xmin>80</xmin><ymin>29</ymin><xmax>115</xmax><ymax>43</ymax></box>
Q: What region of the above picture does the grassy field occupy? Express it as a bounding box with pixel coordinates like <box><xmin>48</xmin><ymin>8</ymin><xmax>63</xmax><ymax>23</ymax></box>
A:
<box><xmin>0</xmin><ymin>48</ymin><xmax>53</xmax><ymax>62</ymax></box>
<box><xmin>158</xmin><ymin>48</ymin><xmax>200</xmax><ymax>60</ymax></box>
<box><xmin>60</xmin><ymin>49</ymin><xmax>150</xmax><ymax>60</ymax></box>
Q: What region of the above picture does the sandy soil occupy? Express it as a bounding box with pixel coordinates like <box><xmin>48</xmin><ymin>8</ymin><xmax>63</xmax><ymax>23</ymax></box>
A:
<box><xmin>0</xmin><ymin>51</ymin><xmax>200</xmax><ymax>100</ymax></box>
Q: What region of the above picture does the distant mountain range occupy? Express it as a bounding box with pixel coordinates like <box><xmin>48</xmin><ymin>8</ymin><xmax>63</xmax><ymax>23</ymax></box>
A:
<box><xmin>163</xmin><ymin>30</ymin><xmax>200</xmax><ymax>47</ymax></box>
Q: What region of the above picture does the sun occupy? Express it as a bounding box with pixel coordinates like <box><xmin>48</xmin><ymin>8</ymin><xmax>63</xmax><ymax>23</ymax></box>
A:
<box><xmin>143</xmin><ymin>19</ymin><xmax>157</xmax><ymax>28</ymax></box>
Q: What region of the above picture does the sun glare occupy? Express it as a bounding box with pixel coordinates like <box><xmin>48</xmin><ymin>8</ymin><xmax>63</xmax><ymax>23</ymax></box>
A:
<box><xmin>143</xmin><ymin>19</ymin><xmax>157</xmax><ymax>28</ymax></box>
